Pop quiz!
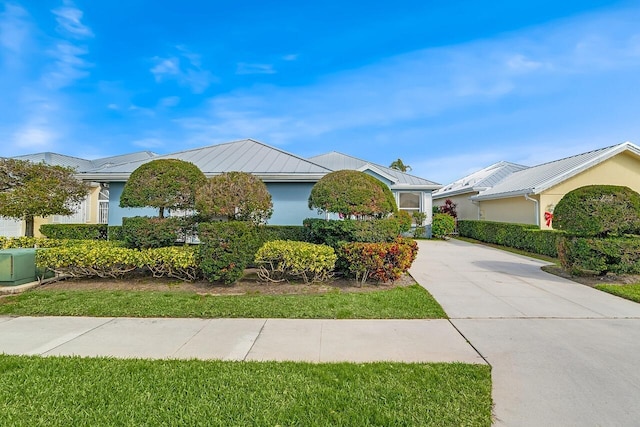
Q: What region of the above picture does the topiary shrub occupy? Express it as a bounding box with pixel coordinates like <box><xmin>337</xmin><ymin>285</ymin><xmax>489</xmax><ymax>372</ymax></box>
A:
<box><xmin>337</xmin><ymin>238</ymin><xmax>418</xmax><ymax>284</ymax></box>
<box><xmin>391</xmin><ymin>210</ymin><xmax>413</xmax><ymax>234</ymax></box>
<box><xmin>553</xmin><ymin>185</ymin><xmax>640</xmax><ymax>237</ymax></box>
<box><xmin>308</xmin><ymin>170</ymin><xmax>397</xmax><ymax>218</ymax></box>
<box><xmin>432</xmin><ymin>213</ymin><xmax>455</xmax><ymax>238</ymax></box>
<box><xmin>254</xmin><ymin>240</ymin><xmax>336</xmax><ymax>283</ymax></box>
<box><xmin>143</xmin><ymin>246</ymin><xmax>200</xmax><ymax>281</ymax></box>
<box><xmin>195</xmin><ymin>172</ymin><xmax>273</xmax><ymax>224</ymax></box>
<box><xmin>197</xmin><ymin>221</ymin><xmax>261</xmax><ymax>284</ymax></box>
<box><xmin>119</xmin><ymin>159</ymin><xmax>206</xmax><ymax>218</ymax></box>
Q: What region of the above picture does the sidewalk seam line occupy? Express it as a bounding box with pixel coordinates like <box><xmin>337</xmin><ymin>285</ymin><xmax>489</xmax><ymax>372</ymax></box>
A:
<box><xmin>447</xmin><ymin>319</ymin><xmax>491</xmax><ymax>367</ymax></box>
<box><xmin>37</xmin><ymin>316</ymin><xmax>116</xmax><ymax>355</ymax></box>
<box><xmin>243</xmin><ymin>318</ymin><xmax>268</xmax><ymax>361</ymax></box>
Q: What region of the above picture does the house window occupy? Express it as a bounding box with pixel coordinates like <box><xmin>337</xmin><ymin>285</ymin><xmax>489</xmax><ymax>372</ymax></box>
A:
<box><xmin>398</xmin><ymin>192</ymin><xmax>421</xmax><ymax>216</ymax></box>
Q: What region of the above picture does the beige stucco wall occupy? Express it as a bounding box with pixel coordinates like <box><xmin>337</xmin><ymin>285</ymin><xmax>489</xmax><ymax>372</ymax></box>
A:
<box><xmin>434</xmin><ymin>192</ymin><xmax>480</xmax><ymax>220</ymax></box>
<box><xmin>478</xmin><ymin>196</ymin><xmax>538</xmax><ymax>225</ymax></box>
<box><xmin>539</xmin><ymin>152</ymin><xmax>640</xmax><ymax>230</ymax></box>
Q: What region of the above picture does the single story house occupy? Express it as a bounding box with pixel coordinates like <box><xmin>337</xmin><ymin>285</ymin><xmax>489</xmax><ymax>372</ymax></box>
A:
<box><xmin>434</xmin><ymin>142</ymin><xmax>640</xmax><ymax>229</ymax></box>
<box><xmin>2</xmin><ymin>139</ymin><xmax>441</xmax><ymax>236</ymax></box>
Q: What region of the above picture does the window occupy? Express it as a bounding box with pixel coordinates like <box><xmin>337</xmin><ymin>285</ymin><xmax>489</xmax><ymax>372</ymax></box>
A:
<box><xmin>398</xmin><ymin>192</ymin><xmax>421</xmax><ymax>215</ymax></box>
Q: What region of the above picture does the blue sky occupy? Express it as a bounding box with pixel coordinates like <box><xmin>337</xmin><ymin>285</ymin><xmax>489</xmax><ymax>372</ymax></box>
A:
<box><xmin>1</xmin><ymin>1</ymin><xmax>639</xmax><ymax>184</ymax></box>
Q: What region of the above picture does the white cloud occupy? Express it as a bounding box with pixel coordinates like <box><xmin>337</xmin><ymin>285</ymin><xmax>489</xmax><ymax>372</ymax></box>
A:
<box><xmin>0</xmin><ymin>3</ymin><xmax>31</xmax><ymax>54</ymax></box>
<box><xmin>52</xmin><ymin>0</ymin><xmax>93</xmax><ymax>39</ymax></box>
<box><xmin>42</xmin><ymin>41</ymin><xmax>91</xmax><ymax>88</ymax></box>
<box><xmin>236</xmin><ymin>62</ymin><xmax>276</xmax><ymax>75</ymax></box>
<box><xmin>282</xmin><ymin>54</ymin><xmax>298</xmax><ymax>61</ymax></box>
<box><xmin>158</xmin><ymin>96</ymin><xmax>180</xmax><ymax>107</ymax></box>
<box><xmin>132</xmin><ymin>137</ymin><xmax>165</xmax><ymax>149</ymax></box>
<box><xmin>150</xmin><ymin>47</ymin><xmax>216</xmax><ymax>93</ymax></box>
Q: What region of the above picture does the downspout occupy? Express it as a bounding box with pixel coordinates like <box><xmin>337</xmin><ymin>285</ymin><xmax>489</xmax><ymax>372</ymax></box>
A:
<box><xmin>524</xmin><ymin>193</ymin><xmax>539</xmax><ymax>227</ymax></box>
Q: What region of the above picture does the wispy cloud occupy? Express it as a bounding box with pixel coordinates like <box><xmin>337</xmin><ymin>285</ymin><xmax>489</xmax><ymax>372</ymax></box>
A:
<box><xmin>0</xmin><ymin>3</ymin><xmax>31</xmax><ymax>55</ymax></box>
<box><xmin>150</xmin><ymin>46</ymin><xmax>216</xmax><ymax>93</ymax></box>
<box><xmin>236</xmin><ymin>62</ymin><xmax>276</xmax><ymax>75</ymax></box>
<box><xmin>52</xmin><ymin>0</ymin><xmax>94</xmax><ymax>39</ymax></box>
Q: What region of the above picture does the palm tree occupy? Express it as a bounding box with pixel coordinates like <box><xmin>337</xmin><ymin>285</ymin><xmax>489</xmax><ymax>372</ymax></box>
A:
<box><xmin>389</xmin><ymin>158</ymin><xmax>412</xmax><ymax>172</ymax></box>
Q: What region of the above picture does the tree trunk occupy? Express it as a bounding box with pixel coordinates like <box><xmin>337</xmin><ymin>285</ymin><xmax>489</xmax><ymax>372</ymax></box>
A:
<box><xmin>25</xmin><ymin>216</ymin><xmax>35</xmax><ymax>237</ymax></box>
<box><xmin>159</xmin><ymin>207</ymin><xmax>165</xmax><ymax>218</ymax></box>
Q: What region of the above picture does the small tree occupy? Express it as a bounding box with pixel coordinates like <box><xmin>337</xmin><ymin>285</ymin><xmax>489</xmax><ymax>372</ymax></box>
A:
<box><xmin>0</xmin><ymin>159</ymin><xmax>90</xmax><ymax>237</ymax></box>
<box><xmin>195</xmin><ymin>172</ymin><xmax>273</xmax><ymax>224</ymax></box>
<box><xmin>389</xmin><ymin>158</ymin><xmax>412</xmax><ymax>172</ymax></box>
<box><xmin>119</xmin><ymin>159</ymin><xmax>206</xmax><ymax>218</ymax></box>
<box><xmin>308</xmin><ymin>170</ymin><xmax>397</xmax><ymax>218</ymax></box>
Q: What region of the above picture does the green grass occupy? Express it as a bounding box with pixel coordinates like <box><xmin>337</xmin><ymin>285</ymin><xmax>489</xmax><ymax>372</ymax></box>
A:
<box><xmin>0</xmin><ymin>355</ymin><xmax>492</xmax><ymax>427</ymax></box>
<box><xmin>595</xmin><ymin>283</ymin><xmax>640</xmax><ymax>303</ymax></box>
<box><xmin>0</xmin><ymin>284</ymin><xmax>446</xmax><ymax>319</ymax></box>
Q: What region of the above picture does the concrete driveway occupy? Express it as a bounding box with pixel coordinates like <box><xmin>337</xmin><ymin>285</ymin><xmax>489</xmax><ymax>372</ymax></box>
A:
<box><xmin>411</xmin><ymin>239</ymin><xmax>640</xmax><ymax>426</ymax></box>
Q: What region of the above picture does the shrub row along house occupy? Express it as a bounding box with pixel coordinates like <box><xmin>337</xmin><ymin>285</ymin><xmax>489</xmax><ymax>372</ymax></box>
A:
<box><xmin>0</xmin><ymin>139</ymin><xmax>440</xmax><ymax>237</ymax></box>
<box><xmin>433</xmin><ymin>141</ymin><xmax>640</xmax><ymax>229</ymax></box>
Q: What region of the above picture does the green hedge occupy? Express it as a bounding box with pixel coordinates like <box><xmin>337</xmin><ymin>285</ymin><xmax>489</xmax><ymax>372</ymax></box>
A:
<box><xmin>121</xmin><ymin>217</ymin><xmax>186</xmax><ymax>249</ymax></box>
<box><xmin>432</xmin><ymin>213</ymin><xmax>455</xmax><ymax>238</ymax></box>
<box><xmin>558</xmin><ymin>236</ymin><xmax>640</xmax><ymax>275</ymax></box>
<box><xmin>260</xmin><ymin>225</ymin><xmax>310</xmax><ymax>243</ymax></box>
<box><xmin>303</xmin><ymin>218</ymin><xmax>401</xmax><ymax>248</ymax></box>
<box><xmin>457</xmin><ymin>220</ymin><xmax>563</xmax><ymax>258</ymax></box>
<box><xmin>39</xmin><ymin>224</ymin><xmax>107</xmax><ymax>240</ymax></box>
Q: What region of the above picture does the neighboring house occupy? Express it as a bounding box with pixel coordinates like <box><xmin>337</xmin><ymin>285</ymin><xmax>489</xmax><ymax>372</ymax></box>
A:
<box><xmin>77</xmin><ymin>139</ymin><xmax>441</xmax><ymax>228</ymax></box>
<box><xmin>433</xmin><ymin>161</ymin><xmax>528</xmax><ymax>220</ymax></box>
<box><xmin>465</xmin><ymin>142</ymin><xmax>640</xmax><ymax>229</ymax></box>
<box><xmin>309</xmin><ymin>151</ymin><xmax>441</xmax><ymax>227</ymax></box>
<box><xmin>0</xmin><ymin>151</ymin><xmax>157</xmax><ymax>237</ymax></box>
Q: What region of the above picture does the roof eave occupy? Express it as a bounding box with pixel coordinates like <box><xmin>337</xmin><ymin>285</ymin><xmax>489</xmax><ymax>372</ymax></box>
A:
<box><xmin>471</xmin><ymin>189</ymin><xmax>534</xmax><ymax>201</ymax></box>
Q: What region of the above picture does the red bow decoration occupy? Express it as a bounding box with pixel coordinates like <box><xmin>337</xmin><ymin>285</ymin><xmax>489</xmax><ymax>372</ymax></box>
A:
<box><xmin>544</xmin><ymin>211</ymin><xmax>553</xmax><ymax>227</ymax></box>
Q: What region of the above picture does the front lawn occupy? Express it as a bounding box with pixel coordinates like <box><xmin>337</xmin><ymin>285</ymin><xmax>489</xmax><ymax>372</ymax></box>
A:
<box><xmin>0</xmin><ymin>284</ymin><xmax>446</xmax><ymax>319</ymax></box>
<box><xmin>595</xmin><ymin>283</ymin><xmax>640</xmax><ymax>303</ymax></box>
<box><xmin>0</xmin><ymin>355</ymin><xmax>492</xmax><ymax>427</ymax></box>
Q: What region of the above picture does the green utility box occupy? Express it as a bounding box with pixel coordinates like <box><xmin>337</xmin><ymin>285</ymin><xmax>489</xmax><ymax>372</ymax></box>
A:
<box><xmin>0</xmin><ymin>248</ymin><xmax>37</xmax><ymax>286</ymax></box>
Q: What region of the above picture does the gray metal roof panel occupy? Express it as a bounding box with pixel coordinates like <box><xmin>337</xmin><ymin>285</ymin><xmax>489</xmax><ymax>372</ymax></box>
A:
<box><xmin>434</xmin><ymin>161</ymin><xmax>528</xmax><ymax>199</ymax></box>
<box><xmin>473</xmin><ymin>142</ymin><xmax>640</xmax><ymax>200</ymax></box>
<box><xmin>79</xmin><ymin>139</ymin><xmax>332</xmax><ymax>179</ymax></box>
<box><xmin>309</xmin><ymin>151</ymin><xmax>441</xmax><ymax>187</ymax></box>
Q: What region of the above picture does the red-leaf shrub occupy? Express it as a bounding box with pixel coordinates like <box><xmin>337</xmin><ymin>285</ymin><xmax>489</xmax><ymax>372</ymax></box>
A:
<box><xmin>338</xmin><ymin>238</ymin><xmax>418</xmax><ymax>284</ymax></box>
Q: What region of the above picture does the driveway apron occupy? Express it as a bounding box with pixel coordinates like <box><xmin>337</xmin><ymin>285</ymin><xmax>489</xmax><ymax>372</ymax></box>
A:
<box><xmin>411</xmin><ymin>239</ymin><xmax>640</xmax><ymax>427</ymax></box>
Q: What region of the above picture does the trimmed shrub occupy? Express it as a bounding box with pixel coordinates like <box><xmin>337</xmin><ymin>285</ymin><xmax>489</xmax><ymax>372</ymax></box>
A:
<box><xmin>337</xmin><ymin>238</ymin><xmax>418</xmax><ymax>284</ymax></box>
<box><xmin>1</xmin><ymin>236</ymin><xmax>65</xmax><ymax>249</ymax></box>
<box><xmin>432</xmin><ymin>213</ymin><xmax>455</xmax><ymax>238</ymax></box>
<box><xmin>558</xmin><ymin>236</ymin><xmax>640</xmax><ymax>275</ymax></box>
<box><xmin>121</xmin><ymin>216</ymin><xmax>185</xmax><ymax>249</ymax></box>
<box><xmin>198</xmin><ymin>222</ymin><xmax>261</xmax><ymax>284</ymax></box>
<box><xmin>303</xmin><ymin>218</ymin><xmax>401</xmax><ymax>248</ymax></box>
<box><xmin>40</xmin><ymin>224</ymin><xmax>107</xmax><ymax>240</ymax></box>
<box><xmin>143</xmin><ymin>246</ymin><xmax>200</xmax><ymax>281</ymax></box>
<box><xmin>458</xmin><ymin>220</ymin><xmax>563</xmax><ymax>258</ymax></box>
<box><xmin>554</xmin><ymin>185</ymin><xmax>640</xmax><ymax>237</ymax></box>
<box><xmin>36</xmin><ymin>240</ymin><xmax>145</xmax><ymax>278</ymax></box>
<box><xmin>391</xmin><ymin>210</ymin><xmax>413</xmax><ymax>234</ymax></box>
<box><xmin>254</xmin><ymin>240</ymin><xmax>336</xmax><ymax>283</ymax></box>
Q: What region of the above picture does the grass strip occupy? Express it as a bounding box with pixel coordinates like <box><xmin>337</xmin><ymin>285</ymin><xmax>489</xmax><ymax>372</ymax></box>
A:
<box><xmin>595</xmin><ymin>283</ymin><xmax>640</xmax><ymax>303</ymax></box>
<box><xmin>0</xmin><ymin>355</ymin><xmax>491</xmax><ymax>427</ymax></box>
<box><xmin>0</xmin><ymin>284</ymin><xmax>446</xmax><ymax>319</ymax></box>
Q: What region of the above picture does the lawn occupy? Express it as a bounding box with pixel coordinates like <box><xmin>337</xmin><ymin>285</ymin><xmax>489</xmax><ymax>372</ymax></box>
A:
<box><xmin>0</xmin><ymin>355</ymin><xmax>492</xmax><ymax>427</ymax></box>
<box><xmin>595</xmin><ymin>283</ymin><xmax>640</xmax><ymax>303</ymax></box>
<box><xmin>0</xmin><ymin>284</ymin><xmax>446</xmax><ymax>319</ymax></box>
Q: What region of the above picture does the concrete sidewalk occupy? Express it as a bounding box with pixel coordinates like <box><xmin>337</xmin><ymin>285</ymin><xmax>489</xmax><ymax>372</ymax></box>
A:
<box><xmin>0</xmin><ymin>316</ymin><xmax>484</xmax><ymax>364</ymax></box>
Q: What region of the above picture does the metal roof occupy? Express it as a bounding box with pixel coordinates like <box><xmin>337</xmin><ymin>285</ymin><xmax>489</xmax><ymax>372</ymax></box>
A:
<box><xmin>79</xmin><ymin>139</ymin><xmax>332</xmax><ymax>181</ymax></box>
<box><xmin>472</xmin><ymin>142</ymin><xmax>640</xmax><ymax>201</ymax></box>
<box><xmin>433</xmin><ymin>161</ymin><xmax>529</xmax><ymax>199</ymax></box>
<box><xmin>10</xmin><ymin>151</ymin><xmax>157</xmax><ymax>172</ymax></box>
<box><xmin>309</xmin><ymin>151</ymin><xmax>441</xmax><ymax>189</ymax></box>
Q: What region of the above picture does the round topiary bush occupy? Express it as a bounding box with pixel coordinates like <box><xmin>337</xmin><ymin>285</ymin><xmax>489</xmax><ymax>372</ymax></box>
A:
<box><xmin>553</xmin><ymin>185</ymin><xmax>640</xmax><ymax>237</ymax></box>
